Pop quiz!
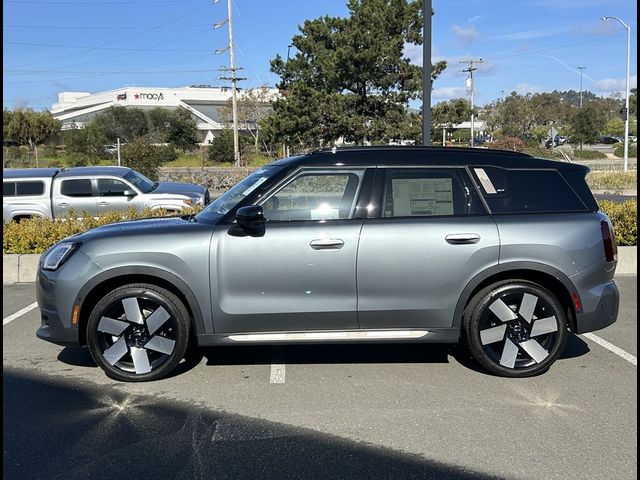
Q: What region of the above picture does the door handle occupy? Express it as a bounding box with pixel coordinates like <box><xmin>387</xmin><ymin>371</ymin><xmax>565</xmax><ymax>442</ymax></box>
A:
<box><xmin>445</xmin><ymin>233</ymin><xmax>481</xmax><ymax>244</ymax></box>
<box><xmin>310</xmin><ymin>238</ymin><xmax>345</xmax><ymax>250</ymax></box>
<box><xmin>57</xmin><ymin>202</ymin><xmax>70</xmax><ymax>207</ymax></box>
<box><xmin>98</xmin><ymin>201</ymin><xmax>110</xmax><ymax>206</ymax></box>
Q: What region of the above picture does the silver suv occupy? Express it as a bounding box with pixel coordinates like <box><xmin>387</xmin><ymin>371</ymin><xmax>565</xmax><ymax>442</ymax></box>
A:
<box><xmin>36</xmin><ymin>147</ymin><xmax>620</xmax><ymax>381</ymax></box>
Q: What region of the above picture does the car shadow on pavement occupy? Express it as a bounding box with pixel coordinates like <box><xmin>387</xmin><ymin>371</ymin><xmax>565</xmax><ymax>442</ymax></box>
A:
<box><xmin>4</xmin><ymin>367</ymin><xmax>506</xmax><ymax>480</ymax></box>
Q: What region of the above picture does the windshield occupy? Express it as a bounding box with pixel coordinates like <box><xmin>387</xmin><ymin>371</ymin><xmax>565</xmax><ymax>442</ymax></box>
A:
<box><xmin>124</xmin><ymin>170</ymin><xmax>156</xmax><ymax>193</ymax></box>
<box><xmin>196</xmin><ymin>166</ymin><xmax>281</xmax><ymax>222</ymax></box>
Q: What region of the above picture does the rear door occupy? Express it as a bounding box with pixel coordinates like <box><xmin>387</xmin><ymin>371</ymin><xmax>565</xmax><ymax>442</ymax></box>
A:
<box><xmin>357</xmin><ymin>167</ymin><xmax>500</xmax><ymax>329</ymax></box>
<box><xmin>53</xmin><ymin>178</ymin><xmax>98</xmax><ymax>217</ymax></box>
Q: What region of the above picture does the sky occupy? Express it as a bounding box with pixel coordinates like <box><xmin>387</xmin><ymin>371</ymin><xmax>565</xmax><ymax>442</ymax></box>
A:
<box><xmin>2</xmin><ymin>0</ymin><xmax>638</xmax><ymax>111</ymax></box>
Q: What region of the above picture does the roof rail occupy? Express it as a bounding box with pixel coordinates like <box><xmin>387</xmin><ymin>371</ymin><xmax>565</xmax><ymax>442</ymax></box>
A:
<box><xmin>308</xmin><ymin>145</ymin><xmax>532</xmax><ymax>158</ymax></box>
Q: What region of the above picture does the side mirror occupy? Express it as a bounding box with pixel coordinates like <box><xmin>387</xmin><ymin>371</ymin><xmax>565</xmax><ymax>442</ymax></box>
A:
<box><xmin>235</xmin><ymin>205</ymin><xmax>266</xmax><ymax>236</ymax></box>
<box><xmin>123</xmin><ymin>189</ymin><xmax>137</xmax><ymax>197</ymax></box>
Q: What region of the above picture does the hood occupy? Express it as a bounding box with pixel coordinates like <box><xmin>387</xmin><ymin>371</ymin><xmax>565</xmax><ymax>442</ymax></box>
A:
<box><xmin>71</xmin><ymin>216</ymin><xmax>211</xmax><ymax>243</ymax></box>
<box><xmin>151</xmin><ymin>182</ymin><xmax>207</xmax><ymax>196</ymax></box>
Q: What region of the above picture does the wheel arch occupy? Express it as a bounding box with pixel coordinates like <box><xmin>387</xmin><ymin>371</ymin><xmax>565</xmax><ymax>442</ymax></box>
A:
<box><xmin>75</xmin><ymin>267</ymin><xmax>206</xmax><ymax>345</ymax></box>
<box><xmin>454</xmin><ymin>262</ymin><xmax>579</xmax><ymax>332</ymax></box>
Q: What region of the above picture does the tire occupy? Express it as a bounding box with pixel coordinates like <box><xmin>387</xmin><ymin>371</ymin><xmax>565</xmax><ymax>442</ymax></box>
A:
<box><xmin>87</xmin><ymin>283</ymin><xmax>191</xmax><ymax>382</ymax></box>
<box><xmin>463</xmin><ymin>280</ymin><xmax>567</xmax><ymax>377</ymax></box>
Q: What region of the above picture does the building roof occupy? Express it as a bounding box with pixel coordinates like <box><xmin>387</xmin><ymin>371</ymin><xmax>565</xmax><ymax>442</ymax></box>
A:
<box><xmin>3</xmin><ymin>168</ymin><xmax>60</xmax><ymax>179</ymax></box>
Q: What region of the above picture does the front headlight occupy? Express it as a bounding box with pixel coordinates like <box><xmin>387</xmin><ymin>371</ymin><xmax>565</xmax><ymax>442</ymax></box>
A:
<box><xmin>42</xmin><ymin>242</ymin><xmax>80</xmax><ymax>271</ymax></box>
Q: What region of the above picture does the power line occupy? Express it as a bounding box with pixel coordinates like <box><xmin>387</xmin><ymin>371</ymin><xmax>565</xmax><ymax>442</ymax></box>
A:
<box><xmin>3</xmin><ymin>24</ymin><xmax>212</xmax><ymax>30</ymax></box>
<box><xmin>9</xmin><ymin>1</ymin><xmax>212</xmax><ymax>69</ymax></box>
<box><xmin>5</xmin><ymin>40</ymin><xmax>212</xmax><ymax>53</ymax></box>
<box><xmin>5</xmin><ymin>0</ymin><xmax>200</xmax><ymax>5</ymax></box>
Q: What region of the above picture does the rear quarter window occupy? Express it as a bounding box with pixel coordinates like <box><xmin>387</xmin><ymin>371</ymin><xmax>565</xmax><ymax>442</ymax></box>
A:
<box><xmin>471</xmin><ymin>167</ymin><xmax>587</xmax><ymax>214</ymax></box>
<box><xmin>3</xmin><ymin>182</ymin><xmax>16</xmax><ymax>196</ymax></box>
<box><xmin>17</xmin><ymin>181</ymin><xmax>45</xmax><ymax>196</ymax></box>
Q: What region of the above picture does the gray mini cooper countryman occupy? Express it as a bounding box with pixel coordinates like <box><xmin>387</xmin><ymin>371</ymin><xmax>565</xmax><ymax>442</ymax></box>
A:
<box><xmin>36</xmin><ymin>147</ymin><xmax>620</xmax><ymax>381</ymax></box>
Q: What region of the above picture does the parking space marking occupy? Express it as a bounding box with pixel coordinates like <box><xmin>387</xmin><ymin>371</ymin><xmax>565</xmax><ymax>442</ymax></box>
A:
<box><xmin>3</xmin><ymin>302</ymin><xmax>39</xmax><ymax>326</ymax></box>
<box><xmin>270</xmin><ymin>364</ymin><xmax>286</xmax><ymax>384</ymax></box>
<box><xmin>582</xmin><ymin>333</ymin><xmax>637</xmax><ymax>366</ymax></box>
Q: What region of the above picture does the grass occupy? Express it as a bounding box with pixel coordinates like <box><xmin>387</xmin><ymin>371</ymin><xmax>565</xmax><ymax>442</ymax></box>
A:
<box><xmin>586</xmin><ymin>171</ymin><xmax>637</xmax><ymax>193</ymax></box>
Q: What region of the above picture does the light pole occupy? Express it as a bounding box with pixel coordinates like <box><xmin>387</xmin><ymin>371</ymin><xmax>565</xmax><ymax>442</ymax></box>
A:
<box><xmin>577</xmin><ymin>66</ymin><xmax>586</xmax><ymax>107</ymax></box>
<box><xmin>602</xmin><ymin>16</ymin><xmax>631</xmax><ymax>172</ymax></box>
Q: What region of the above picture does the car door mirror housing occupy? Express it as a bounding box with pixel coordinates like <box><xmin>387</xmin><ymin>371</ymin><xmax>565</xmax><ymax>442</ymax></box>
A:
<box><xmin>235</xmin><ymin>205</ymin><xmax>266</xmax><ymax>236</ymax></box>
<box><xmin>123</xmin><ymin>189</ymin><xmax>137</xmax><ymax>197</ymax></box>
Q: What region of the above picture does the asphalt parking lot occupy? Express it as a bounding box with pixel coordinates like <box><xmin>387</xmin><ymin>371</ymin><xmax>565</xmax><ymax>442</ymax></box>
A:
<box><xmin>3</xmin><ymin>276</ymin><xmax>637</xmax><ymax>480</ymax></box>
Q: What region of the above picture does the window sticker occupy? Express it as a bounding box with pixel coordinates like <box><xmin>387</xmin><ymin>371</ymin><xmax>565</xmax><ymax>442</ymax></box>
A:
<box><xmin>391</xmin><ymin>178</ymin><xmax>454</xmax><ymax>216</ymax></box>
<box><xmin>473</xmin><ymin>168</ymin><xmax>497</xmax><ymax>194</ymax></box>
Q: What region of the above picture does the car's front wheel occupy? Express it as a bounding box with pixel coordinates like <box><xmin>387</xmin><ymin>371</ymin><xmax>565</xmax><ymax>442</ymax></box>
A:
<box><xmin>87</xmin><ymin>284</ymin><xmax>190</xmax><ymax>382</ymax></box>
<box><xmin>463</xmin><ymin>280</ymin><xmax>567</xmax><ymax>377</ymax></box>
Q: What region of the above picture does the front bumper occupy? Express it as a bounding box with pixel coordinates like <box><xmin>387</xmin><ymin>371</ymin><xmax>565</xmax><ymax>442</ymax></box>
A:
<box><xmin>35</xmin><ymin>250</ymin><xmax>104</xmax><ymax>346</ymax></box>
<box><xmin>574</xmin><ymin>281</ymin><xmax>620</xmax><ymax>334</ymax></box>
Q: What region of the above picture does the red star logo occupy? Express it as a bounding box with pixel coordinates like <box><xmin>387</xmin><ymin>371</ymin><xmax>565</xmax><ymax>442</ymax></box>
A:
<box><xmin>134</xmin><ymin>94</ymin><xmax>139</xmax><ymax>99</ymax></box>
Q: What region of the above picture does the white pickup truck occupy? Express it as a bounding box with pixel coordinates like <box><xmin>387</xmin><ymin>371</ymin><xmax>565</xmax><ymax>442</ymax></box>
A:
<box><xmin>3</xmin><ymin>166</ymin><xmax>209</xmax><ymax>222</ymax></box>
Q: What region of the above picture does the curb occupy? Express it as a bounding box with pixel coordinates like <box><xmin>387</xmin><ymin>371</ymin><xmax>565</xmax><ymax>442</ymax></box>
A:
<box><xmin>3</xmin><ymin>247</ymin><xmax>637</xmax><ymax>284</ymax></box>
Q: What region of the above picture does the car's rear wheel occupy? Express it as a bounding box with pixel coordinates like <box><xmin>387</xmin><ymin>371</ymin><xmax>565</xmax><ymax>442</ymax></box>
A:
<box><xmin>463</xmin><ymin>280</ymin><xmax>567</xmax><ymax>377</ymax></box>
<box><xmin>87</xmin><ymin>284</ymin><xmax>190</xmax><ymax>382</ymax></box>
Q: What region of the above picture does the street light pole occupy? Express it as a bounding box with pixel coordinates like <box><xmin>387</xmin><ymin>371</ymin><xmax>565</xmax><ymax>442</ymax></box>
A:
<box><xmin>422</xmin><ymin>0</ymin><xmax>432</xmax><ymax>146</ymax></box>
<box><xmin>577</xmin><ymin>66</ymin><xmax>586</xmax><ymax>107</ymax></box>
<box><xmin>602</xmin><ymin>16</ymin><xmax>631</xmax><ymax>172</ymax></box>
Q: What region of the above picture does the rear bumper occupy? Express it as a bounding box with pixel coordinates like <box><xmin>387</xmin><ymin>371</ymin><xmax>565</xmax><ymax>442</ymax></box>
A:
<box><xmin>574</xmin><ymin>281</ymin><xmax>620</xmax><ymax>334</ymax></box>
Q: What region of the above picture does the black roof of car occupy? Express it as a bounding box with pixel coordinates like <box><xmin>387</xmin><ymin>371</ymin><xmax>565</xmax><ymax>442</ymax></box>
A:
<box><xmin>272</xmin><ymin>146</ymin><xmax>587</xmax><ymax>171</ymax></box>
<box><xmin>55</xmin><ymin>166</ymin><xmax>132</xmax><ymax>178</ymax></box>
<box><xmin>3</xmin><ymin>168</ymin><xmax>61</xmax><ymax>179</ymax></box>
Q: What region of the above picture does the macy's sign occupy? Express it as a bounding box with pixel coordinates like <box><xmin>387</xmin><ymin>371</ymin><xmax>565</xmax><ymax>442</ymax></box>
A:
<box><xmin>133</xmin><ymin>92</ymin><xmax>165</xmax><ymax>101</ymax></box>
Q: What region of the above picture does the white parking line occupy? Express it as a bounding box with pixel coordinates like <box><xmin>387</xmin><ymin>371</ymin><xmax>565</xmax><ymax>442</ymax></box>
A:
<box><xmin>3</xmin><ymin>302</ymin><xmax>39</xmax><ymax>326</ymax></box>
<box><xmin>270</xmin><ymin>364</ymin><xmax>286</xmax><ymax>384</ymax></box>
<box><xmin>582</xmin><ymin>333</ymin><xmax>637</xmax><ymax>366</ymax></box>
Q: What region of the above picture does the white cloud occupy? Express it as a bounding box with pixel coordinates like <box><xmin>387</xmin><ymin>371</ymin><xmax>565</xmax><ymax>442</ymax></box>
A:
<box><xmin>451</xmin><ymin>25</ymin><xmax>478</xmax><ymax>45</ymax></box>
<box><xmin>432</xmin><ymin>86</ymin><xmax>467</xmax><ymax>100</ymax></box>
<box><xmin>467</xmin><ymin>15</ymin><xmax>483</xmax><ymax>24</ymax></box>
<box><xmin>515</xmin><ymin>83</ymin><xmax>546</xmax><ymax>95</ymax></box>
<box><xmin>593</xmin><ymin>75</ymin><xmax>638</xmax><ymax>93</ymax></box>
<box><xmin>403</xmin><ymin>43</ymin><xmax>444</xmax><ymax>68</ymax></box>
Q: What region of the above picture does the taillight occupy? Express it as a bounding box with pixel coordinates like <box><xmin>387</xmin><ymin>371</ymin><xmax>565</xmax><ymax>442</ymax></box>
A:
<box><xmin>600</xmin><ymin>220</ymin><xmax>618</xmax><ymax>262</ymax></box>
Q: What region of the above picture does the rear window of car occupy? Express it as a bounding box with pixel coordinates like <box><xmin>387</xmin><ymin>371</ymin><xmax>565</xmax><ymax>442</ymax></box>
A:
<box><xmin>3</xmin><ymin>181</ymin><xmax>44</xmax><ymax>196</ymax></box>
<box><xmin>470</xmin><ymin>167</ymin><xmax>587</xmax><ymax>214</ymax></box>
<box><xmin>61</xmin><ymin>179</ymin><xmax>93</xmax><ymax>197</ymax></box>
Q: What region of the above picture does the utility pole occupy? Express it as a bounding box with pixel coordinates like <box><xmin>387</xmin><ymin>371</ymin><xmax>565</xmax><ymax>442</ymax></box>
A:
<box><xmin>422</xmin><ymin>0</ymin><xmax>432</xmax><ymax>145</ymax></box>
<box><xmin>460</xmin><ymin>58</ymin><xmax>483</xmax><ymax>147</ymax></box>
<box><xmin>226</xmin><ymin>0</ymin><xmax>240</xmax><ymax>166</ymax></box>
<box><xmin>577</xmin><ymin>66</ymin><xmax>586</xmax><ymax>107</ymax></box>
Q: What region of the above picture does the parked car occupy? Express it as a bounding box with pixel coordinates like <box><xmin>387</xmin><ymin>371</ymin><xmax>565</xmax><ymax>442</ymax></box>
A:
<box><xmin>545</xmin><ymin>135</ymin><xmax>567</xmax><ymax>148</ymax></box>
<box><xmin>3</xmin><ymin>166</ymin><xmax>209</xmax><ymax>223</ymax></box>
<box><xmin>599</xmin><ymin>136</ymin><xmax>622</xmax><ymax>144</ymax></box>
<box><xmin>35</xmin><ymin>146</ymin><xmax>619</xmax><ymax>381</ymax></box>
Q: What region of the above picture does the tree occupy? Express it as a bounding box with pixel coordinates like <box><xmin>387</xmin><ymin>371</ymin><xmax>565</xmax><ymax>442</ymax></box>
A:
<box><xmin>261</xmin><ymin>0</ymin><xmax>446</xmax><ymax>150</ymax></box>
<box><xmin>166</xmin><ymin>108</ymin><xmax>199</xmax><ymax>152</ymax></box>
<box><xmin>604</xmin><ymin>117</ymin><xmax>625</xmax><ymax>136</ymax></box>
<box><xmin>432</xmin><ymin>98</ymin><xmax>472</xmax><ymax>143</ymax></box>
<box><xmin>63</xmin><ymin>122</ymin><xmax>108</xmax><ymax>160</ymax></box>
<box><xmin>120</xmin><ymin>137</ymin><xmax>177</xmax><ymax>180</ymax></box>
<box><xmin>570</xmin><ymin>103</ymin><xmax>605</xmax><ymax>149</ymax></box>
<box><xmin>94</xmin><ymin>106</ymin><xmax>149</xmax><ymax>143</ymax></box>
<box><xmin>219</xmin><ymin>88</ymin><xmax>275</xmax><ymax>152</ymax></box>
<box><xmin>2</xmin><ymin>109</ymin><xmax>61</xmax><ymax>164</ymax></box>
<box><xmin>207</xmin><ymin>130</ymin><xmax>235</xmax><ymax>164</ymax></box>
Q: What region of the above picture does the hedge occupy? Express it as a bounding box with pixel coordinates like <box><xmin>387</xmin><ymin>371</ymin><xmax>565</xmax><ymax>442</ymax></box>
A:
<box><xmin>571</xmin><ymin>150</ymin><xmax>608</xmax><ymax>160</ymax></box>
<box><xmin>3</xmin><ymin>201</ymin><xmax>636</xmax><ymax>254</ymax></box>
<box><xmin>614</xmin><ymin>143</ymin><xmax>638</xmax><ymax>158</ymax></box>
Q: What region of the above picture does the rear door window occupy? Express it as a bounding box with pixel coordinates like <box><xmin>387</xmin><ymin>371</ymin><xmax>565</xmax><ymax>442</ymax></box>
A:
<box><xmin>3</xmin><ymin>182</ymin><xmax>16</xmax><ymax>196</ymax></box>
<box><xmin>471</xmin><ymin>167</ymin><xmax>587</xmax><ymax>214</ymax></box>
<box><xmin>382</xmin><ymin>168</ymin><xmax>485</xmax><ymax>217</ymax></box>
<box><xmin>60</xmin><ymin>179</ymin><xmax>93</xmax><ymax>197</ymax></box>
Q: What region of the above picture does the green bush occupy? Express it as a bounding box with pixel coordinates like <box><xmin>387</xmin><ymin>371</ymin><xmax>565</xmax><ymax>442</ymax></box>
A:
<box><xmin>599</xmin><ymin>200</ymin><xmax>637</xmax><ymax>246</ymax></box>
<box><xmin>571</xmin><ymin>150</ymin><xmax>607</xmax><ymax>160</ymax></box>
<box><xmin>614</xmin><ymin>143</ymin><xmax>638</xmax><ymax>158</ymax></box>
<box><xmin>3</xmin><ymin>207</ymin><xmax>202</xmax><ymax>254</ymax></box>
<box><xmin>121</xmin><ymin>137</ymin><xmax>177</xmax><ymax>180</ymax></box>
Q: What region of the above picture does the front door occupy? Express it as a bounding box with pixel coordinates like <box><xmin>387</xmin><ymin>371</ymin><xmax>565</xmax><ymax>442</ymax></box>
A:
<box><xmin>211</xmin><ymin>168</ymin><xmax>366</xmax><ymax>333</ymax></box>
<box><xmin>97</xmin><ymin>178</ymin><xmax>144</xmax><ymax>214</ymax></box>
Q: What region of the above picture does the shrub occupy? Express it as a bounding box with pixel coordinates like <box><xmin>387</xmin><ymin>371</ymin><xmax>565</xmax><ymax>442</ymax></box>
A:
<box><xmin>587</xmin><ymin>171</ymin><xmax>637</xmax><ymax>193</ymax></box>
<box><xmin>571</xmin><ymin>150</ymin><xmax>607</xmax><ymax>160</ymax></box>
<box><xmin>491</xmin><ymin>136</ymin><xmax>525</xmax><ymax>152</ymax></box>
<box><xmin>613</xmin><ymin>143</ymin><xmax>638</xmax><ymax>158</ymax></box>
<box><xmin>207</xmin><ymin>130</ymin><xmax>235</xmax><ymax>164</ymax></box>
<box><xmin>3</xmin><ymin>207</ymin><xmax>202</xmax><ymax>254</ymax></box>
<box><xmin>599</xmin><ymin>200</ymin><xmax>637</xmax><ymax>246</ymax></box>
<box><xmin>121</xmin><ymin>137</ymin><xmax>177</xmax><ymax>180</ymax></box>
